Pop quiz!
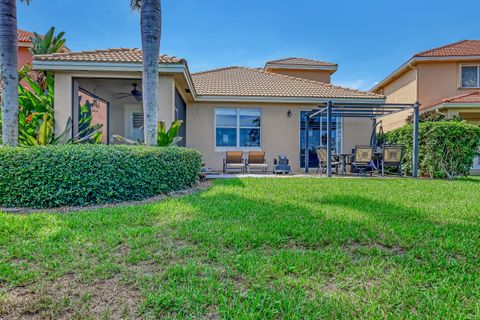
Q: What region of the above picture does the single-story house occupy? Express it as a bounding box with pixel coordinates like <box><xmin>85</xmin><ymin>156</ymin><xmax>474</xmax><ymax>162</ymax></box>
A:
<box><xmin>33</xmin><ymin>49</ymin><xmax>386</xmax><ymax>172</ymax></box>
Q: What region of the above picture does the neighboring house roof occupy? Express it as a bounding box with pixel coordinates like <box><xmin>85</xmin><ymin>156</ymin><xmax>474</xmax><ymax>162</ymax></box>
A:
<box><xmin>266</xmin><ymin>57</ymin><xmax>337</xmax><ymax>67</ymax></box>
<box><xmin>428</xmin><ymin>91</ymin><xmax>480</xmax><ymax>110</ymax></box>
<box><xmin>415</xmin><ymin>40</ymin><xmax>480</xmax><ymax>57</ymax></box>
<box><xmin>192</xmin><ymin>66</ymin><xmax>383</xmax><ymax>99</ymax></box>
<box><xmin>372</xmin><ymin>40</ymin><xmax>480</xmax><ymax>92</ymax></box>
<box><xmin>18</xmin><ymin>29</ymin><xmax>34</xmax><ymax>43</ymax></box>
<box><xmin>34</xmin><ymin>48</ymin><xmax>185</xmax><ymax>64</ymax></box>
<box><xmin>441</xmin><ymin>91</ymin><xmax>480</xmax><ymax>104</ymax></box>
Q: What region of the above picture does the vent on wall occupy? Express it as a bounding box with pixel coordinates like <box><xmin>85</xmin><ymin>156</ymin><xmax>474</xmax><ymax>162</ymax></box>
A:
<box><xmin>132</xmin><ymin>112</ymin><xmax>144</xmax><ymax>129</ymax></box>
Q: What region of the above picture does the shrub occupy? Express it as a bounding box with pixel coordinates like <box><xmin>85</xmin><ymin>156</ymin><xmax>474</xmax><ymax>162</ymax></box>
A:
<box><xmin>0</xmin><ymin>145</ymin><xmax>202</xmax><ymax>208</ymax></box>
<box><xmin>385</xmin><ymin>121</ymin><xmax>480</xmax><ymax>179</ymax></box>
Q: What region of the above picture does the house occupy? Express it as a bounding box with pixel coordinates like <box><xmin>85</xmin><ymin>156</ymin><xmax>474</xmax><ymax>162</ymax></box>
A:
<box><xmin>372</xmin><ymin>40</ymin><xmax>480</xmax><ymax>172</ymax></box>
<box><xmin>33</xmin><ymin>49</ymin><xmax>386</xmax><ymax>172</ymax></box>
<box><xmin>0</xmin><ymin>30</ymin><xmax>34</xmax><ymax>95</ymax></box>
<box><xmin>17</xmin><ymin>29</ymin><xmax>35</xmax><ymax>67</ymax></box>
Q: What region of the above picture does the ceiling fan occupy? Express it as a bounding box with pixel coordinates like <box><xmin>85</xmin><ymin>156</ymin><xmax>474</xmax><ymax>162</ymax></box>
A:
<box><xmin>117</xmin><ymin>83</ymin><xmax>142</xmax><ymax>102</ymax></box>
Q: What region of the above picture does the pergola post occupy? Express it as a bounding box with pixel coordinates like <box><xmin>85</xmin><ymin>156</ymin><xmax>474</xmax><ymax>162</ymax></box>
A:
<box><xmin>412</xmin><ymin>102</ymin><xmax>420</xmax><ymax>178</ymax></box>
<box><xmin>326</xmin><ymin>101</ymin><xmax>333</xmax><ymax>177</ymax></box>
<box><xmin>304</xmin><ymin>113</ymin><xmax>309</xmax><ymax>173</ymax></box>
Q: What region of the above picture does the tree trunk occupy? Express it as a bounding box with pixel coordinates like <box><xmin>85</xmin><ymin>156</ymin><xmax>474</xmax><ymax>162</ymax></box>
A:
<box><xmin>140</xmin><ymin>0</ymin><xmax>161</xmax><ymax>146</ymax></box>
<box><xmin>0</xmin><ymin>0</ymin><xmax>19</xmax><ymax>146</ymax></box>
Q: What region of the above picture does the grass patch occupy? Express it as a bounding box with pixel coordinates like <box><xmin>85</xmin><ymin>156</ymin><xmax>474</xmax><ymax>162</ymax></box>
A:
<box><xmin>1</xmin><ymin>177</ymin><xmax>479</xmax><ymax>318</ymax></box>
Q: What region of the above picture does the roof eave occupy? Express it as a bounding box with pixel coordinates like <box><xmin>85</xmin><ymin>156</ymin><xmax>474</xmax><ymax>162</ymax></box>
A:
<box><xmin>32</xmin><ymin>60</ymin><xmax>199</xmax><ymax>98</ymax></box>
<box><xmin>32</xmin><ymin>60</ymin><xmax>187</xmax><ymax>72</ymax></box>
<box><xmin>195</xmin><ymin>95</ymin><xmax>385</xmax><ymax>104</ymax></box>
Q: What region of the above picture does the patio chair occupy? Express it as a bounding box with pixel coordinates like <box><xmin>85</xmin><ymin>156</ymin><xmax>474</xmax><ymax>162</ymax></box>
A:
<box><xmin>352</xmin><ymin>145</ymin><xmax>373</xmax><ymax>176</ymax></box>
<box><xmin>381</xmin><ymin>145</ymin><xmax>405</xmax><ymax>176</ymax></box>
<box><xmin>246</xmin><ymin>151</ymin><xmax>269</xmax><ymax>173</ymax></box>
<box><xmin>316</xmin><ymin>147</ymin><xmax>340</xmax><ymax>175</ymax></box>
<box><xmin>223</xmin><ymin>151</ymin><xmax>245</xmax><ymax>173</ymax></box>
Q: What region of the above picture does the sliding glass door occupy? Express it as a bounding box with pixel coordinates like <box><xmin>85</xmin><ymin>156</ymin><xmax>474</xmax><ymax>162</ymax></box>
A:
<box><xmin>300</xmin><ymin>111</ymin><xmax>342</xmax><ymax>168</ymax></box>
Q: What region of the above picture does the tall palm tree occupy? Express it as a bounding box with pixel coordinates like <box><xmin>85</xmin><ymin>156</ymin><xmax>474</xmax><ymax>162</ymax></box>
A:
<box><xmin>131</xmin><ymin>0</ymin><xmax>161</xmax><ymax>146</ymax></box>
<box><xmin>0</xmin><ymin>0</ymin><xmax>30</xmax><ymax>146</ymax></box>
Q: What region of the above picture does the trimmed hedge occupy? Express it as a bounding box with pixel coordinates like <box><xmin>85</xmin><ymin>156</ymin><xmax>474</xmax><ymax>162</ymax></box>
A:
<box><xmin>0</xmin><ymin>145</ymin><xmax>202</xmax><ymax>208</ymax></box>
<box><xmin>384</xmin><ymin>121</ymin><xmax>480</xmax><ymax>179</ymax></box>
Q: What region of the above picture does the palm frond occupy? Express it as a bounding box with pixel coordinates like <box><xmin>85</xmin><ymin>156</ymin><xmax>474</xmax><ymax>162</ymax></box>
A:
<box><xmin>130</xmin><ymin>0</ymin><xmax>142</xmax><ymax>11</ymax></box>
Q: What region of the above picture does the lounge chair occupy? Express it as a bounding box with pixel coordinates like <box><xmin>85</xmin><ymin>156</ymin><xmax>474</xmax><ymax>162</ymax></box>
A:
<box><xmin>381</xmin><ymin>145</ymin><xmax>405</xmax><ymax>176</ymax></box>
<box><xmin>223</xmin><ymin>151</ymin><xmax>245</xmax><ymax>173</ymax></box>
<box><xmin>316</xmin><ymin>147</ymin><xmax>340</xmax><ymax>175</ymax></box>
<box><xmin>352</xmin><ymin>145</ymin><xmax>373</xmax><ymax>176</ymax></box>
<box><xmin>246</xmin><ymin>151</ymin><xmax>269</xmax><ymax>173</ymax></box>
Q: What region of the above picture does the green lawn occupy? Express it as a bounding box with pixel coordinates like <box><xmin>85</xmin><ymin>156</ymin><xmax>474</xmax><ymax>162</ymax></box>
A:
<box><xmin>1</xmin><ymin>178</ymin><xmax>479</xmax><ymax>319</ymax></box>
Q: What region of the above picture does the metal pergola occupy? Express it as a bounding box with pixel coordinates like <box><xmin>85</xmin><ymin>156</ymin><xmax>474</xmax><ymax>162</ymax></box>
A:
<box><xmin>305</xmin><ymin>101</ymin><xmax>420</xmax><ymax>177</ymax></box>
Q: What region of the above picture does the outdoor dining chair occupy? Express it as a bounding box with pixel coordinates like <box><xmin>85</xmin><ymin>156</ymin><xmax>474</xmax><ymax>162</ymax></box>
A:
<box><xmin>352</xmin><ymin>145</ymin><xmax>373</xmax><ymax>176</ymax></box>
<box><xmin>381</xmin><ymin>145</ymin><xmax>405</xmax><ymax>176</ymax></box>
<box><xmin>316</xmin><ymin>147</ymin><xmax>340</xmax><ymax>175</ymax></box>
<box><xmin>223</xmin><ymin>151</ymin><xmax>245</xmax><ymax>173</ymax></box>
<box><xmin>246</xmin><ymin>151</ymin><xmax>269</xmax><ymax>173</ymax></box>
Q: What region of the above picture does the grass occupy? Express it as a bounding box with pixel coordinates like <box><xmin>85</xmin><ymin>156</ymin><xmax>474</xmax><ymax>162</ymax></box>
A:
<box><xmin>0</xmin><ymin>177</ymin><xmax>479</xmax><ymax>319</ymax></box>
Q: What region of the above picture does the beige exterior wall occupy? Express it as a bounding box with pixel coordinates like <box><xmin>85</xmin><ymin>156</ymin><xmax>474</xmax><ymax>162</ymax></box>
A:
<box><xmin>381</xmin><ymin>68</ymin><xmax>417</xmax><ymax>104</ymax></box>
<box><xmin>377</xmin><ymin>60</ymin><xmax>480</xmax><ymax>131</ymax></box>
<box><xmin>417</xmin><ymin>61</ymin><xmax>480</xmax><ymax>110</ymax></box>
<box><xmin>158</xmin><ymin>75</ymin><xmax>176</xmax><ymax>125</ymax></box>
<box><xmin>265</xmin><ymin>67</ymin><xmax>332</xmax><ymax>83</ymax></box>
<box><xmin>376</xmin><ymin>68</ymin><xmax>417</xmax><ymax>131</ymax></box>
<box><xmin>186</xmin><ymin>102</ymin><xmax>372</xmax><ymax>172</ymax></box>
<box><xmin>54</xmin><ymin>73</ymin><xmax>73</xmax><ymax>137</ymax></box>
<box><xmin>342</xmin><ymin>117</ymin><xmax>373</xmax><ymax>153</ymax></box>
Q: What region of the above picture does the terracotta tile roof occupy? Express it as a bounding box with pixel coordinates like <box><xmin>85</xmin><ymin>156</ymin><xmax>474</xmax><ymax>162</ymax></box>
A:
<box><xmin>33</xmin><ymin>48</ymin><xmax>185</xmax><ymax>64</ymax></box>
<box><xmin>441</xmin><ymin>91</ymin><xmax>480</xmax><ymax>104</ymax></box>
<box><xmin>18</xmin><ymin>29</ymin><xmax>34</xmax><ymax>43</ymax></box>
<box><xmin>266</xmin><ymin>57</ymin><xmax>337</xmax><ymax>67</ymax></box>
<box><xmin>415</xmin><ymin>40</ymin><xmax>480</xmax><ymax>57</ymax></box>
<box><xmin>192</xmin><ymin>66</ymin><xmax>383</xmax><ymax>99</ymax></box>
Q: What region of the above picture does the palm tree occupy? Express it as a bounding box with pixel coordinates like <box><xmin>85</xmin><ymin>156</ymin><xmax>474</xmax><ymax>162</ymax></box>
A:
<box><xmin>0</xmin><ymin>0</ymin><xmax>30</xmax><ymax>146</ymax></box>
<box><xmin>131</xmin><ymin>0</ymin><xmax>162</xmax><ymax>146</ymax></box>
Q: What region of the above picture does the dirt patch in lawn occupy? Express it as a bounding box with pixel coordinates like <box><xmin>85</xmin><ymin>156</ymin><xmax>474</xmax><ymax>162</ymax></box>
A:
<box><xmin>342</xmin><ymin>241</ymin><xmax>406</xmax><ymax>256</ymax></box>
<box><xmin>1</xmin><ymin>180</ymin><xmax>211</xmax><ymax>215</ymax></box>
<box><xmin>0</xmin><ymin>274</ymin><xmax>141</xmax><ymax>319</ymax></box>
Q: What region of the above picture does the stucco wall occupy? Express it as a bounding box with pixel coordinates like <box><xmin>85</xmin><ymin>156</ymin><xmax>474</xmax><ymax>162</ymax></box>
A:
<box><xmin>417</xmin><ymin>61</ymin><xmax>480</xmax><ymax>110</ymax></box>
<box><xmin>376</xmin><ymin>68</ymin><xmax>417</xmax><ymax>131</ymax></box>
<box><xmin>265</xmin><ymin>68</ymin><xmax>332</xmax><ymax>83</ymax></box>
<box><xmin>18</xmin><ymin>46</ymin><xmax>32</xmax><ymax>67</ymax></box>
<box><xmin>158</xmin><ymin>75</ymin><xmax>175</xmax><ymax>125</ymax></box>
<box><xmin>186</xmin><ymin>102</ymin><xmax>372</xmax><ymax>172</ymax></box>
<box><xmin>381</xmin><ymin>68</ymin><xmax>417</xmax><ymax>104</ymax></box>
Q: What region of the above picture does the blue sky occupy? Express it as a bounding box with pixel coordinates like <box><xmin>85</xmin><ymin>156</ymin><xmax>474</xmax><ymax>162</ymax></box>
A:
<box><xmin>18</xmin><ymin>0</ymin><xmax>480</xmax><ymax>90</ymax></box>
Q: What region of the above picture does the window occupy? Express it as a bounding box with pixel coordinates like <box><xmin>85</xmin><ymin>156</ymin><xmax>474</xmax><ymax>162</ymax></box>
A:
<box><xmin>215</xmin><ymin>108</ymin><xmax>261</xmax><ymax>148</ymax></box>
<box><xmin>461</xmin><ymin>65</ymin><xmax>480</xmax><ymax>88</ymax></box>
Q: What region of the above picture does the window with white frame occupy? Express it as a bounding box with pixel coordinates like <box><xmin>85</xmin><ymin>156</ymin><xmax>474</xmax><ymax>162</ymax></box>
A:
<box><xmin>461</xmin><ymin>65</ymin><xmax>480</xmax><ymax>88</ymax></box>
<box><xmin>215</xmin><ymin>108</ymin><xmax>261</xmax><ymax>148</ymax></box>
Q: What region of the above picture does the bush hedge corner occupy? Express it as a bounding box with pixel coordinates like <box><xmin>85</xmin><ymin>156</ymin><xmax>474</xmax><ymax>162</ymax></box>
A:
<box><xmin>385</xmin><ymin>121</ymin><xmax>480</xmax><ymax>179</ymax></box>
<box><xmin>0</xmin><ymin>145</ymin><xmax>202</xmax><ymax>208</ymax></box>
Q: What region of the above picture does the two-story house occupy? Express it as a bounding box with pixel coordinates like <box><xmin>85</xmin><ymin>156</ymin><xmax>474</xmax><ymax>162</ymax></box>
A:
<box><xmin>372</xmin><ymin>40</ymin><xmax>480</xmax><ymax>172</ymax></box>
